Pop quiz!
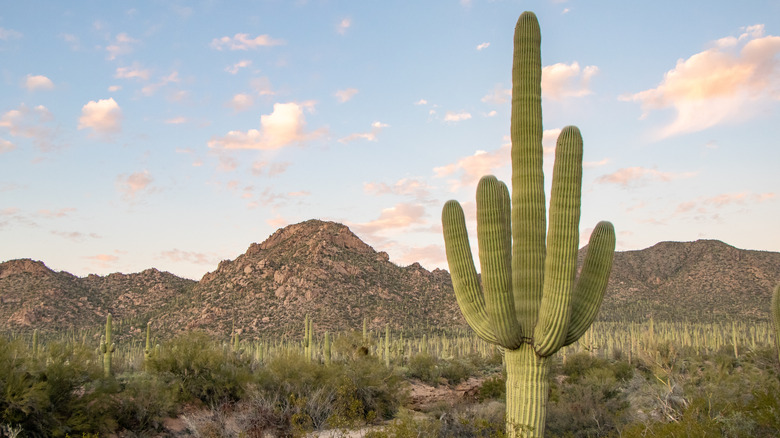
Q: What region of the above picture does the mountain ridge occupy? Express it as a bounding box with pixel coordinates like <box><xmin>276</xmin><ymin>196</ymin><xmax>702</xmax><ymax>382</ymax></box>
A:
<box><xmin>2</xmin><ymin>219</ymin><xmax>779</xmax><ymax>339</ymax></box>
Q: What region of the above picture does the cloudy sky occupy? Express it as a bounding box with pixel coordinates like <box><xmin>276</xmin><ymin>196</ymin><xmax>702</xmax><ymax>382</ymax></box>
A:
<box><xmin>2</xmin><ymin>1</ymin><xmax>779</xmax><ymax>280</ymax></box>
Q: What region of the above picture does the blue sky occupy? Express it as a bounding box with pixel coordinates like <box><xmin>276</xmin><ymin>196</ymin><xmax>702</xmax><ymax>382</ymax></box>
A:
<box><xmin>2</xmin><ymin>1</ymin><xmax>779</xmax><ymax>280</ymax></box>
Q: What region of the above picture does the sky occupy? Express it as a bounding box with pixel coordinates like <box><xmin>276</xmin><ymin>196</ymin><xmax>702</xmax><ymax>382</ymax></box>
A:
<box><xmin>2</xmin><ymin>1</ymin><xmax>779</xmax><ymax>280</ymax></box>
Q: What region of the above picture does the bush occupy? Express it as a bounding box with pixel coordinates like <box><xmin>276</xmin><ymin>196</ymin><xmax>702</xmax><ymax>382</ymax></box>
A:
<box><xmin>405</xmin><ymin>354</ymin><xmax>440</xmax><ymax>386</ymax></box>
<box><xmin>146</xmin><ymin>331</ymin><xmax>254</xmax><ymax>406</ymax></box>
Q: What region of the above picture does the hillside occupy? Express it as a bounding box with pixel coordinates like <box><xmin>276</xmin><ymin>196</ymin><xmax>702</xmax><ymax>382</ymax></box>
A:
<box><xmin>1</xmin><ymin>220</ymin><xmax>779</xmax><ymax>339</ymax></box>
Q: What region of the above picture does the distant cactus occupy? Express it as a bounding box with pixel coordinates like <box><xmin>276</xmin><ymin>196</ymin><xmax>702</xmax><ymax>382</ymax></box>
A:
<box><xmin>772</xmin><ymin>284</ymin><xmax>780</xmax><ymax>366</ymax></box>
<box><xmin>32</xmin><ymin>328</ymin><xmax>39</xmax><ymax>361</ymax></box>
<box><xmin>100</xmin><ymin>313</ymin><xmax>116</xmax><ymax>377</ymax></box>
<box><xmin>441</xmin><ymin>11</ymin><xmax>615</xmax><ymax>437</ymax></box>
<box><xmin>324</xmin><ymin>331</ymin><xmax>332</xmax><ymax>364</ymax></box>
<box><xmin>144</xmin><ymin>322</ymin><xmax>153</xmax><ymax>371</ymax></box>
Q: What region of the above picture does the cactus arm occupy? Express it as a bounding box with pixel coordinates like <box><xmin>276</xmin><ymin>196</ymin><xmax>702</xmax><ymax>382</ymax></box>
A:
<box><xmin>564</xmin><ymin>221</ymin><xmax>616</xmax><ymax>346</ymax></box>
<box><xmin>533</xmin><ymin>126</ymin><xmax>583</xmax><ymax>356</ymax></box>
<box><xmin>442</xmin><ymin>200</ymin><xmax>498</xmax><ymax>344</ymax></box>
<box><xmin>477</xmin><ymin>176</ymin><xmax>523</xmax><ymax>349</ymax></box>
<box><xmin>511</xmin><ymin>11</ymin><xmax>546</xmax><ymax>335</ymax></box>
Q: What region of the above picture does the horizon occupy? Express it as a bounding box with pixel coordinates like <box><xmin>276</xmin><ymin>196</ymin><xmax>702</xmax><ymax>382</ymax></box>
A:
<box><xmin>2</xmin><ymin>1</ymin><xmax>779</xmax><ymax>280</ymax></box>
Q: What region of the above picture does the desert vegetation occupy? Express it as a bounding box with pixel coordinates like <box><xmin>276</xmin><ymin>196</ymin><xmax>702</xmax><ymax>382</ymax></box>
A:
<box><xmin>1</xmin><ymin>315</ymin><xmax>779</xmax><ymax>437</ymax></box>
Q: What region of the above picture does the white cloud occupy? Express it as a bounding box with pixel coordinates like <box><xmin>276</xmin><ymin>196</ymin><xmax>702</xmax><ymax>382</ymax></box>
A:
<box><xmin>0</xmin><ymin>27</ymin><xmax>22</xmax><ymax>40</ymax></box>
<box><xmin>334</xmin><ymin>88</ymin><xmax>359</xmax><ymax>103</ymax></box>
<box><xmin>115</xmin><ymin>64</ymin><xmax>151</xmax><ymax>81</ymax></box>
<box><xmin>542</xmin><ymin>61</ymin><xmax>598</xmax><ymax>99</ymax></box>
<box><xmin>337</xmin><ymin>18</ymin><xmax>352</xmax><ymax>35</ymax></box>
<box><xmin>141</xmin><ymin>71</ymin><xmax>180</xmax><ymax>96</ymax></box>
<box><xmin>621</xmin><ymin>24</ymin><xmax>780</xmax><ymax>138</ymax></box>
<box><xmin>227</xmin><ymin>93</ymin><xmax>254</xmax><ymax>112</ymax></box>
<box><xmin>106</xmin><ymin>32</ymin><xmax>139</xmax><ymax>60</ymax></box>
<box><xmin>78</xmin><ymin>98</ymin><xmax>122</xmax><ymax>135</ymax></box>
<box><xmin>225</xmin><ymin>60</ymin><xmax>252</xmax><ymax>74</ymax></box>
<box><xmin>210</xmin><ymin>33</ymin><xmax>284</xmax><ymax>50</ymax></box>
<box><xmin>24</xmin><ymin>74</ymin><xmax>54</xmax><ymax>91</ymax></box>
<box><xmin>209</xmin><ymin>101</ymin><xmax>325</xmax><ymax>150</ymax></box>
<box><xmin>339</xmin><ymin>121</ymin><xmax>389</xmax><ymax>143</ymax></box>
<box><xmin>444</xmin><ymin>111</ymin><xmax>472</xmax><ymax>122</ymax></box>
<box><xmin>481</xmin><ymin>85</ymin><xmax>511</xmax><ymax>105</ymax></box>
<box><xmin>251</xmin><ymin>77</ymin><xmax>275</xmax><ymax>96</ymax></box>
<box><xmin>0</xmin><ymin>104</ymin><xmax>56</xmax><ymax>150</ymax></box>
<box><xmin>414</xmin><ymin>99</ymin><xmax>428</xmax><ymax>105</ymax></box>
<box><xmin>477</xmin><ymin>42</ymin><xmax>490</xmax><ymax>51</ymax></box>
<box><xmin>108</xmin><ymin>85</ymin><xmax>122</xmax><ymax>92</ymax></box>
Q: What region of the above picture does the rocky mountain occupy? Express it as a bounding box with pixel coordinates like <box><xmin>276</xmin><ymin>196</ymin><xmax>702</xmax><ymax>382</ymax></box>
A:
<box><xmin>1</xmin><ymin>219</ymin><xmax>779</xmax><ymax>339</ymax></box>
<box><xmin>0</xmin><ymin>259</ymin><xmax>196</xmax><ymax>336</ymax></box>
<box><xmin>599</xmin><ymin>239</ymin><xmax>780</xmax><ymax>323</ymax></box>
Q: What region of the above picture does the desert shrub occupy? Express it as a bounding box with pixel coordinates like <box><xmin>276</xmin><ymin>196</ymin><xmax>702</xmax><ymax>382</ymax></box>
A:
<box><xmin>113</xmin><ymin>374</ymin><xmax>177</xmax><ymax>433</ymax></box>
<box><xmin>405</xmin><ymin>354</ymin><xmax>440</xmax><ymax>386</ymax></box>
<box><xmin>146</xmin><ymin>331</ymin><xmax>253</xmax><ymax>406</ymax></box>
<box><xmin>0</xmin><ymin>338</ymin><xmax>125</xmax><ymax>437</ymax></box>
<box><xmin>547</xmin><ymin>356</ymin><xmax>631</xmax><ymax>438</ymax></box>
<box><xmin>439</xmin><ymin>357</ymin><xmax>476</xmax><ymax>385</ymax></box>
<box><xmin>477</xmin><ymin>376</ymin><xmax>506</xmax><ymax>402</ymax></box>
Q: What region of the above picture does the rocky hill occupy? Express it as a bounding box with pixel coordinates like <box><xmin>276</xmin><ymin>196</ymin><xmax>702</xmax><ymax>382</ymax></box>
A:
<box><xmin>599</xmin><ymin>239</ymin><xmax>780</xmax><ymax>323</ymax></box>
<box><xmin>1</xmin><ymin>220</ymin><xmax>779</xmax><ymax>339</ymax></box>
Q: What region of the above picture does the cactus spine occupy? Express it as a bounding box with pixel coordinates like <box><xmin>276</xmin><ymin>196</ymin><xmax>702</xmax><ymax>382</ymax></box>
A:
<box><xmin>441</xmin><ymin>11</ymin><xmax>615</xmax><ymax>437</ymax></box>
<box><xmin>772</xmin><ymin>284</ymin><xmax>780</xmax><ymax>366</ymax></box>
<box><xmin>100</xmin><ymin>313</ymin><xmax>116</xmax><ymax>377</ymax></box>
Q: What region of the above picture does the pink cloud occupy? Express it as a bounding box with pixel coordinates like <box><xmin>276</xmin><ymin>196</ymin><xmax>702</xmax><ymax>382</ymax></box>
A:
<box><xmin>349</xmin><ymin>203</ymin><xmax>427</xmax><ymax>238</ymax></box>
<box><xmin>339</xmin><ymin>121</ymin><xmax>388</xmax><ymax>143</ymax></box>
<box><xmin>117</xmin><ymin>170</ymin><xmax>153</xmax><ymax>199</ymax></box>
<box><xmin>596</xmin><ymin>166</ymin><xmax>697</xmax><ymax>188</ymax></box>
<box><xmin>0</xmin><ymin>104</ymin><xmax>56</xmax><ymax>150</ymax></box>
<box><xmin>334</xmin><ymin>88</ymin><xmax>359</xmax><ymax>103</ymax></box>
<box><xmin>621</xmin><ymin>24</ymin><xmax>780</xmax><ymax>138</ymax></box>
<box><xmin>210</xmin><ymin>33</ymin><xmax>284</xmax><ymax>50</ymax></box>
<box><xmin>24</xmin><ymin>74</ymin><xmax>54</xmax><ymax>91</ymax></box>
<box><xmin>78</xmin><ymin>98</ymin><xmax>122</xmax><ymax>136</ymax></box>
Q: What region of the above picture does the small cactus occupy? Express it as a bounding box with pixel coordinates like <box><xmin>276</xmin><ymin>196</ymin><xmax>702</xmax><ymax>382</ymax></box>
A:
<box><xmin>101</xmin><ymin>313</ymin><xmax>116</xmax><ymax>377</ymax></box>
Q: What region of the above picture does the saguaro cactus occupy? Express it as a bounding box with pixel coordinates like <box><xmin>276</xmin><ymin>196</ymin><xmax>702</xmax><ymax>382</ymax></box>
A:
<box><xmin>772</xmin><ymin>284</ymin><xmax>780</xmax><ymax>366</ymax></box>
<box><xmin>100</xmin><ymin>313</ymin><xmax>116</xmax><ymax>377</ymax></box>
<box><xmin>441</xmin><ymin>11</ymin><xmax>615</xmax><ymax>437</ymax></box>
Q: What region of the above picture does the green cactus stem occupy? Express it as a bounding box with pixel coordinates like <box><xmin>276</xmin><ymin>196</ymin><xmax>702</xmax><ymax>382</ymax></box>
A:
<box><xmin>32</xmin><ymin>328</ymin><xmax>39</xmax><ymax>361</ymax></box>
<box><xmin>772</xmin><ymin>284</ymin><xmax>780</xmax><ymax>366</ymax></box>
<box><xmin>384</xmin><ymin>324</ymin><xmax>391</xmax><ymax>367</ymax></box>
<box><xmin>324</xmin><ymin>331</ymin><xmax>332</xmax><ymax>365</ymax></box>
<box><xmin>441</xmin><ymin>11</ymin><xmax>615</xmax><ymax>437</ymax></box>
<box><xmin>100</xmin><ymin>313</ymin><xmax>116</xmax><ymax>378</ymax></box>
<box><xmin>144</xmin><ymin>322</ymin><xmax>152</xmax><ymax>371</ymax></box>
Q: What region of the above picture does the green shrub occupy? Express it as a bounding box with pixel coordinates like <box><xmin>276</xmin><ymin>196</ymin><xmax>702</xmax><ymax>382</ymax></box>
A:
<box><xmin>146</xmin><ymin>331</ymin><xmax>253</xmax><ymax>406</ymax></box>
<box><xmin>405</xmin><ymin>354</ymin><xmax>440</xmax><ymax>386</ymax></box>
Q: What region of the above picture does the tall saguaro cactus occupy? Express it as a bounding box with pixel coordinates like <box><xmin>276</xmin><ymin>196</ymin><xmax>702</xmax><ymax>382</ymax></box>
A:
<box><xmin>441</xmin><ymin>11</ymin><xmax>615</xmax><ymax>437</ymax></box>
